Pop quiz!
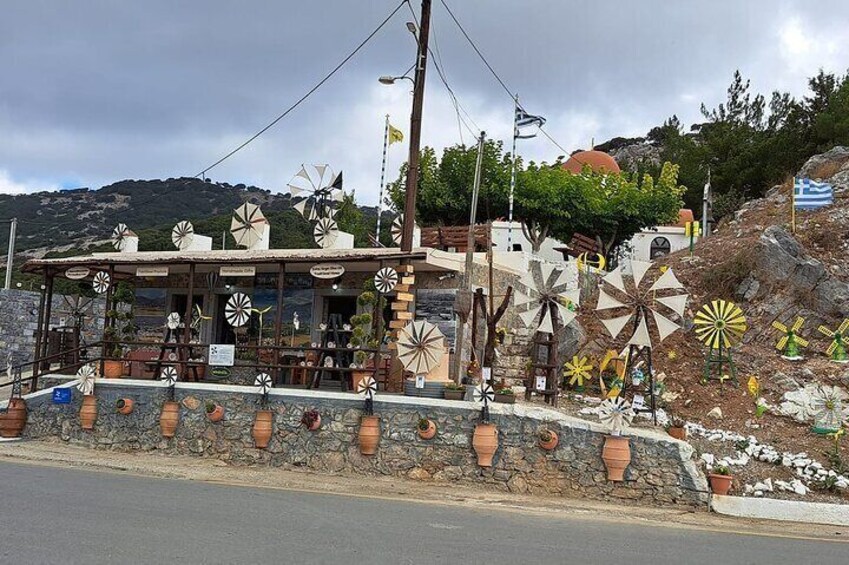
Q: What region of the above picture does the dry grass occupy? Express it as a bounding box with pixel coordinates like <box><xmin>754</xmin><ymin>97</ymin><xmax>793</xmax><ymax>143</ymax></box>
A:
<box><xmin>809</xmin><ymin>158</ymin><xmax>849</xmax><ymax>181</ymax></box>
<box><xmin>699</xmin><ymin>247</ymin><xmax>756</xmax><ymax>300</ymax></box>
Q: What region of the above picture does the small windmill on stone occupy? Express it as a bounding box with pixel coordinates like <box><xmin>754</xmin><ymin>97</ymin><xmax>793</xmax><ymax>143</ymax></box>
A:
<box><xmin>595</xmin><ymin>261</ymin><xmax>688</xmax><ymax>422</ymax></box>
<box><xmin>514</xmin><ymin>260</ymin><xmax>581</xmax><ymax>406</ymax></box>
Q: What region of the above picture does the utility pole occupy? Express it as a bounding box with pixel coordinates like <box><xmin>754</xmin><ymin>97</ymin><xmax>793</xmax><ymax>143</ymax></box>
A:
<box><xmin>4</xmin><ymin>218</ymin><xmax>17</xmax><ymax>290</ymax></box>
<box><xmin>399</xmin><ymin>0</ymin><xmax>432</xmax><ymax>252</ymax></box>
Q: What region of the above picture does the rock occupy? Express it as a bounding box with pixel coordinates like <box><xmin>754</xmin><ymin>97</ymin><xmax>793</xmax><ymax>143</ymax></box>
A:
<box><xmin>182</xmin><ymin>396</ymin><xmax>200</xmax><ymax>410</ymax></box>
<box><xmin>507</xmin><ymin>474</ymin><xmax>530</xmax><ymax>494</ymax></box>
<box><xmin>700</xmin><ymin>453</ymin><xmax>715</xmax><ymax>466</ymax></box>
<box><xmin>770</xmin><ymin>372</ymin><xmax>801</xmax><ymax>394</ymax></box>
<box><xmin>707</xmin><ymin>407</ymin><xmax>723</xmax><ymax>420</ymax></box>
<box><xmin>798</xmin><ymin>146</ymin><xmax>849</xmax><ymax>178</ymax></box>
<box><xmin>407</xmin><ymin>467</ymin><xmax>432</xmax><ymax>481</ymax></box>
<box><xmin>790</xmin><ymin>480</ymin><xmax>808</xmax><ymax>496</ymax></box>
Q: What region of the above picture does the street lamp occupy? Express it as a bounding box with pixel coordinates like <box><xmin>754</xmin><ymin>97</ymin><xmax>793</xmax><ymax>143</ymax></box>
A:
<box><xmin>378</xmin><ymin>75</ymin><xmax>414</xmax><ymax>86</ymax></box>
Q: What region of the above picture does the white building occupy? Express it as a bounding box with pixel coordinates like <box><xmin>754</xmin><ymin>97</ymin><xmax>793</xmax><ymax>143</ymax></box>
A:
<box><xmin>625</xmin><ymin>209</ymin><xmax>698</xmax><ymax>262</ymax></box>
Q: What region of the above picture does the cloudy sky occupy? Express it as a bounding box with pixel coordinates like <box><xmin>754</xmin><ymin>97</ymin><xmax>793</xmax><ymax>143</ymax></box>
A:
<box><xmin>1</xmin><ymin>0</ymin><xmax>848</xmax><ymax>203</ymax></box>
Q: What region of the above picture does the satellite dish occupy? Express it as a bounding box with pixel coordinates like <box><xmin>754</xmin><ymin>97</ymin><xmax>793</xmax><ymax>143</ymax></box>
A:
<box><xmin>171</xmin><ymin>220</ymin><xmax>194</xmax><ymax>250</ymax></box>
<box><xmin>111</xmin><ymin>223</ymin><xmax>133</xmax><ymax>251</ymax></box>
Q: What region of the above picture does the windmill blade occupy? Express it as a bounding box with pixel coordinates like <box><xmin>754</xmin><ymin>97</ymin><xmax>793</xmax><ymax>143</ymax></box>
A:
<box><xmin>596</xmin><ymin>288</ymin><xmax>627</xmax><ymax>311</ymax></box>
<box><xmin>648</xmin><ymin>267</ymin><xmax>683</xmax><ymax>291</ymax></box>
<box><xmin>791</xmin><ymin>317</ymin><xmax>805</xmax><ymax>332</ymax></box>
<box><xmin>601</xmin><ymin>313</ymin><xmax>633</xmax><ymax>340</ymax></box>
<box><xmin>628</xmin><ymin>317</ymin><xmax>652</xmax><ymax>348</ymax></box>
<box><xmin>630</xmin><ymin>261</ymin><xmax>652</xmax><ymax>289</ymax></box>
<box><xmin>330</xmin><ymin>170</ymin><xmax>343</xmax><ymax>192</ymax></box>
<box><xmin>538</xmin><ymin>309</ymin><xmax>555</xmax><ymax>334</ymax></box>
<box><xmin>562</xmin><ymin>288</ymin><xmax>581</xmax><ymax>307</ymax></box>
<box><xmin>287</xmin><ymin>184</ymin><xmax>304</xmax><ymax>197</ymax></box>
<box><xmin>293</xmin><ymin>199</ymin><xmax>308</xmax><ymax>218</ymax></box>
<box><xmin>602</xmin><ymin>267</ymin><xmax>626</xmax><ymax>293</ymax></box>
<box><xmin>839</xmin><ymin>320</ymin><xmax>849</xmax><ymax>334</ymax></box>
<box><xmin>519</xmin><ymin>307</ymin><xmax>541</xmax><ymax>328</ymax></box>
<box><xmin>772</xmin><ymin>321</ymin><xmax>788</xmax><ymax>333</ymax></box>
<box><xmin>655</xmin><ymin>294</ymin><xmax>688</xmax><ymax>316</ymax></box>
<box><xmin>554</xmin><ymin>301</ymin><xmax>577</xmax><ymax>327</ymax></box>
<box><xmin>776</xmin><ymin>336</ymin><xmax>789</xmax><ymax>350</ymax></box>
<box><xmin>652</xmin><ymin>309</ymin><xmax>681</xmax><ymax>342</ymax></box>
<box><xmin>818</xmin><ymin>325</ymin><xmax>835</xmax><ymax>338</ymax></box>
<box><xmin>827</xmin><ymin>341</ymin><xmax>838</xmax><ymax>356</ymax></box>
<box><xmin>796</xmin><ymin>336</ymin><xmax>810</xmax><ymax>348</ymax></box>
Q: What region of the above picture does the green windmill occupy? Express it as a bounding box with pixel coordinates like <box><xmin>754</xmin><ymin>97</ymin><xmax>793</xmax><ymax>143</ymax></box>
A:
<box><xmin>818</xmin><ymin>319</ymin><xmax>849</xmax><ymax>363</ymax></box>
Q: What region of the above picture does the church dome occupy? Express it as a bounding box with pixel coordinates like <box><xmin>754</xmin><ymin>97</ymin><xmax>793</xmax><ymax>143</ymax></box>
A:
<box><xmin>562</xmin><ymin>150</ymin><xmax>621</xmax><ymax>175</ymax></box>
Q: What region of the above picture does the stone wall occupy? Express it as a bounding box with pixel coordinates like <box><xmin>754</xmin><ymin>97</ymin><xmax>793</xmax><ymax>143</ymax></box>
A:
<box><xmin>19</xmin><ymin>380</ymin><xmax>708</xmax><ymax>507</ymax></box>
<box><xmin>0</xmin><ymin>289</ymin><xmax>105</xmax><ymax>365</ymax></box>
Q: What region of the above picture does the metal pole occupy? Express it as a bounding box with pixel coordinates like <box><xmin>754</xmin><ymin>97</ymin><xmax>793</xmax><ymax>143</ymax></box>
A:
<box><xmin>507</xmin><ymin>96</ymin><xmax>518</xmax><ymax>251</ymax></box>
<box><xmin>399</xmin><ymin>0</ymin><xmax>432</xmax><ymax>253</ymax></box>
<box><xmin>5</xmin><ymin>217</ymin><xmax>17</xmax><ymax>289</ymax></box>
<box><xmin>376</xmin><ymin>114</ymin><xmax>390</xmax><ymax>245</ymax></box>
<box><xmin>702</xmin><ymin>166</ymin><xmax>711</xmax><ymax>238</ymax></box>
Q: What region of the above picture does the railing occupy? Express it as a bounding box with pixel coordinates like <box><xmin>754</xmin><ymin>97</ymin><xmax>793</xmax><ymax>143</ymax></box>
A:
<box><xmin>0</xmin><ymin>341</ymin><xmax>99</xmax><ymax>394</ymax></box>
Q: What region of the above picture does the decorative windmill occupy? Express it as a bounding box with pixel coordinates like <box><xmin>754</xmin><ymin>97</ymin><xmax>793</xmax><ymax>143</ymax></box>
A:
<box><xmin>357</xmin><ymin>375</ymin><xmax>378</xmax><ymax>416</ymax></box>
<box><xmin>594</xmin><ymin>261</ymin><xmax>688</xmax><ymax>421</ymax></box>
<box><xmin>771</xmin><ymin>316</ymin><xmax>808</xmax><ymax>360</ymax></box>
<box><xmin>255</xmin><ymin>372</ymin><xmax>273</xmax><ymax>408</ymax></box>
<box><xmin>171</xmin><ymin>220</ymin><xmax>194</xmax><ymax>250</ymax></box>
<box><xmin>230</xmin><ymin>202</ymin><xmax>268</xmax><ymax>248</ymax></box>
<box><xmin>598</xmin><ymin>396</ymin><xmax>635</xmax><ymax>436</ymax></box>
<box><xmin>374</xmin><ymin>267</ymin><xmax>398</xmax><ymax>294</ymax></box>
<box><xmin>514</xmin><ymin>260</ymin><xmax>580</xmax><ymax>404</ymax></box>
<box><xmin>473</xmin><ymin>382</ymin><xmax>495</xmax><ymax>422</ymax></box>
<box><xmin>396</xmin><ymin>320</ymin><xmax>445</xmax><ymax>377</ymax></box>
<box><xmin>92</xmin><ymin>271</ymin><xmax>110</xmax><ymax>295</ymax></box>
<box><xmin>809</xmin><ymin>385</ymin><xmax>848</xmax><ymax>433</ymax></box>
<box><xmin>694</xmin><ymin>299</ymin><xmax>747</xmax><ymax>384</ymax></box>
<box><xmin>818</xmin><ymin>319</ymin><xmax>849</xmax><ymax>363</ymax></box>
<box><xmin>225</xmin><ymin>293</ymin><xmax>252</xmax><ymax>328</ymax></box>
<box><xmin>190</xmin><ymin>304</ymin><xmax>212</xmax><ymax>339</ymax></box>
<box><xmin>76</xmin><ymin>364</ymin><xmax>96</xmax><ymax>396</ymax></box>
<box><xmin>111</xmin><ymin>223</ymin><xmax>133</xmax><ymax>251</ymax></box>
<box><xmin>313</xmin><ymin>217</ymin><xmax>339</xmax><ymax>249</ymax></box>
<box><xmin>563</xmin><ymin>355</ymin><xmax>594</xmax><ymax>391</ymax></box>
<box><xmin>390</xmin><ymin>214</ymin><xmax>419</xmax><ymax>245</ymax></box>
<box><xmin>287</xmin><ymin>164</ymin><xmax>343</xmax><ymax>221</ymax></box>
<box><xmin>160</xmin><ymin>365</ymin><xmax>178</xmax><ymax>401</ymax></box>
<box><xmin>250</xmin><ymin>306</ymin><xmax>273</xmax><ymax>345</ymax></box>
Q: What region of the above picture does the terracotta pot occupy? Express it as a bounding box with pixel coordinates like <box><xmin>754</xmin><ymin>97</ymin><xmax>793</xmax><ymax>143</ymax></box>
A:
<box><xmin>494</xmin><ymin>393</ymin><xmax>515</xmax><ymax>404</ymax></box>
<box><xmin>417</xmin><ymin>419</ymin><xmax>437</xmax><ymax>440</ymax></box>
<box><xmin>160</xmin><ymin>401</ymin><xmax>180</xmax><ymax>438</ymax></box>
<box><xmin>668</xmin><ymin>426</ymin><xmax>687</xmax><ymax>441</ymax></box>
<box><xmin>80</xmin><ymin>395</ymin><xmax>97</xmax><ymax>430</ymax></box>
<box><xmin>103</xmin><ymin>360</ymin><xmax>124</xmax><ymax>379</ymax></box>
<box><xmin>358</xmin><ymin>415</ymin><xmax>381</xmax><ymax>455</ymax></box>
<box><xmin>308</xmin><ymin>414</ymin><xmax>321</xmax><ymax>431</ymax></box>
<box><xmin>206</xmin><ymin>404</ymin><xmax>225</xmax><ymax>422</ymax></box>
<box><xmin>0</xmin><ymin>398</ymin><xmax>27</xmax><ymax>438</ymax></box>
<box><xmin>472</xmin><ymin>423</ymin><xmax>499</xmax><ymax>467</ymax></box>
<box><xmin>252</xmin><ymin>410</ymin><xmax>273</xmax><ymax>448</ymax></box>
<box><xmin>539</xmin><ymin>431</ymin><xmax>559</xmax><ymax>451</ymax></box>
<box><xmin>708</xmin><ymin>473</ymin><xmax>733</xmax><ymax>495</ymax></box>
<box><xmin>444</xmin><ymin>389</ymin><xmax>465</xmax><ymax>401</ymax></box>
<box><xmin>116</xmin><ymin>398</ymin><xmax>134</xmax><ymax>415</ymax></box>
<box><xmin>602</xmin><ymin>435</ymin><xmax>631</xmax><ymax>481</ymax></box>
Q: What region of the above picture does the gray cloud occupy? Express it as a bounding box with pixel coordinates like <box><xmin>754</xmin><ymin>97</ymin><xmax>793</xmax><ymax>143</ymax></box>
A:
<box><xmin>1</xmin><ymin>0</ymin><xmax>848</xmax><ymax>202</ymax></box>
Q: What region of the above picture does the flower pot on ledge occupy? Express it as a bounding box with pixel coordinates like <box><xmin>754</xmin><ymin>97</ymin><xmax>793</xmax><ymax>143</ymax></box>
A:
<box><xmin>417</xmin><ymin>419</ymin><xmax>437</xmax><ymax>440</ymax></box>
<box><xmin>103</xmin><ymin>360</ymin><xmax>124</xmax><ymax>379</ymax></box>
<box><xmin>708</xmin><ymin>473</ymin><xmax>733</xmax><ymax>495</ymax></box>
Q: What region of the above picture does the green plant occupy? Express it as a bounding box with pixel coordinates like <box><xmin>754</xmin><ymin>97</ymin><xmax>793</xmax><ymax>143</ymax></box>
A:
<box><xmin>417</xmin><ymin>418</ymin><xmax>431</xmax><ymax>431</ymax></box>
<box><xmin>539</xmin><ymin>429</ymin><xmax>554</xmax><ymax>442</ymax></box>
<box><xmin>105</xmin><ymin>281</ymin><xmax>137</xmax><ymax>357</ymax></box>
<box><xmin>496</xmin><ymin>387</ymin><xmax>514</xmax><ymax>395</ymax></box>
<box><xmin>205</xmin><ymin>400</ymin><xmax>217</xmax><ymax>414</ymax></box>
<box><xmin>350</xmin><ymin>279</ymin><xmax>380</xmax><ymax>366</ymax></box>
<box><xmin>712</xmin><ymin>464</ymin><xmax>731</xmax><ymax>476</ymax></box>
<box><xmin>444</xmin><ymin>382</ymin><xmax>465</xmax><ymax>391</ymax></box>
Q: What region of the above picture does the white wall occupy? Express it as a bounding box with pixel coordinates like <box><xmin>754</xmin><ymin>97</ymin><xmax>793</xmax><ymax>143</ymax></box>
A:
<box><xmin>626</xmin><ymin>227</ymin><xmax>695</xmax><ymax>262</ymax></box>
<box><xmin>488</xmin><ymin>221</ymin><xmax>569</xmax><ymax>264</ymax></box>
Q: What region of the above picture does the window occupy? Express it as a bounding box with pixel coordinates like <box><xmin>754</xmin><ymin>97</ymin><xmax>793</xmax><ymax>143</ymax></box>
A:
<box><xmin>649</xmin><ymin>236</ymin><xmax>671</xmax><ymax>259</ymax></box>
<box><xmin>512</xmin><ymin>243</ymin><xmax>523</xmax><ymax>252</ymax></box>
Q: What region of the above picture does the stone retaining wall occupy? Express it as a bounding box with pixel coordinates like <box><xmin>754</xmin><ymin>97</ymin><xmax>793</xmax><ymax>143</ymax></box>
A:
<box><xmin>19</xmin><ymin>380</ymin><xmax>708</xmax><ymax>507</ymax></box>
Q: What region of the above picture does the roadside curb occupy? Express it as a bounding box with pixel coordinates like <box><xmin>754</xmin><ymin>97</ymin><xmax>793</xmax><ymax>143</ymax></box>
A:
<box><xmin>712</xmin><ymin>494</ymin><xmax>849</xmax><ymax>526</ymax></box>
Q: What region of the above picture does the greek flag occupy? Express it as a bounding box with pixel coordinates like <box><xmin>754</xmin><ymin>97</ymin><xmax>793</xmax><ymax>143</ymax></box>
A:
<box><xmin>515</xmin><ymin>106</ymin><xmax>546</xmax><ymax>139</ymax></box>
<box><xmin>794</xmin><ymin>178</ymin><xmax>833</xmax><ymax>210</ymax></box>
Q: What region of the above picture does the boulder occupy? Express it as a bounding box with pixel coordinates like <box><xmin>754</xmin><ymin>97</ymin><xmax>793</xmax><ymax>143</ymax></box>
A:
<box><xmin>798</xmin><ymin>146</ymin><xmax>849</xmax><ymax>179</ymax></box>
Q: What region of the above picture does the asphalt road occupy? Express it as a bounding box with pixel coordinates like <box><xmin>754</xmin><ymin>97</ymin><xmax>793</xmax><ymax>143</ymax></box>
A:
<box><xmin>0</xmin><ymin>461</ymin><xmax>846</xmax><ymax>565</ymax></box>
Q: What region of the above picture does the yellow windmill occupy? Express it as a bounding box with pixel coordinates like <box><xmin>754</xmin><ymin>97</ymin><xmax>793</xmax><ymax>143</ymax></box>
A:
<box><xmin>563</xmin><ymin>355</ymin><xmax>594</xmax><ymax>391</ymax></box>
<box><xmin>694</xmin><ymin>300</ymin><xmax>747</xmax><ymax>384</ymax></box>
<box><xmin>771</xmin><ymin>316</ymin><xmax>808</xmax><ymax>360</ymax></box>
<box><xmin>250</xmin><ymin>306</ymin><xmax>273</xmax><ymax>345</ymax></box>
<box><xmin>818</xmin><ymin>319</ymin><xmax>849</xmax><ymax>363</ymax></box>
<box><xmin>598</xmin><ymin>349</ymin><xmax>626</xmax><ymax>398</ymax></box>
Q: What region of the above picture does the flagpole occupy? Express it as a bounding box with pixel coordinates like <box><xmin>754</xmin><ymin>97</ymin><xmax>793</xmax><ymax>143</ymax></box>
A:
<box><xmin>376</xmin><ymin>114</ymin><xmax>390</xmax><ymax>245</ymax></box>
<box><xmin>507</xmin><ymin>95</ymin><xmax>518</xmax><ymax>251</ymax></box>
<box><xmin>791</xmin><ymin>176</ymin><xmax>796</xmax><ymax>234</ymax></box>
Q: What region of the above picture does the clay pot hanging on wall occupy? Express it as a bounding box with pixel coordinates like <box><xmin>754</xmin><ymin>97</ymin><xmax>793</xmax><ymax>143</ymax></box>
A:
<box><xmin>160</xmin><ymin>401</ymin><xmax>180</xmax><ymax>438</ymax></box>
<box><xmin>472</xmin><ymin>423</ymin><xmax>499</xmax><ymax>467</ymax></box>
<box><xmin>116</xmin><ymin>398</ymin><xmax>134</xmax><ymax>415</ymax></box>
<box><xmin>538</xmin><ymin>429</ymin><xmax>559</xmax><ymax>451</ymax></box>
<box><xmin>205</xmin><ymin>402</ymin><xmax>225</xmax><ymax>423</ymax></box>
<box><xmin>417</xmin><ymin>418</ymin><xmax>437</xmax><ymax>440</ymax></box>
<box><xmin>358</xmin><ymin>415</ymin><xmax>381</xmax><ymax>455</ymax></box>
<box><xmin>0</xmin><ymin>398</ymin><xmax>28</xmax><ymax>438</ymax></box>
<box><xmin>79</xmin><ymin>395</ymin><xmax>97</xmax><ymax>430</ymax></box>
<box><xmin>252</xmin><ymin>410</ymin><xmax>273</xmax><ymax>448</ymax></box>
<box><xmin>601</xmin><ymin>435</ymin><xmax>631</xmax><ymax>481</ymax></box>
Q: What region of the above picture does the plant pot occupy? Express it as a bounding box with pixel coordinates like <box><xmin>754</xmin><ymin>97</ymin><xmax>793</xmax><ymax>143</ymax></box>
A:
<box><xmin>602</xmin><ymin>435</ymin><xmax>631</xmax><ymax>481</ymax></box>
<box><xmin>417</xmin><ymin>419</ymin><xmax>437</xmax><ymax>440</ymax></box>
<box><xmin>116</xmin><ymin>398</ymin><xmax>134</xmax><ymax>415</ymax></box>
<box><xmin>206</xmin><ymin>404</ymin><xmax>225</xmax><ymax>422</ymax></box>
<box><xmin>79</xmin><ymin>395</ymin><xmax>97</xmax><ymax>430</ymax></box>
<box><xmin>472</xmin><ymin>423</ymin><xmax>499</xmax><ymax>467</ymax></box>
<box><xmin>308</xmin><ymin>414</ymin><xmax>321</xmax><ymax>431</ymax></box>
<box><xmin>668</xmin><ymin>426</ymin><xmax>687</xmax><ymax>441</ymax></box>
<box><xmin>0</xmin><ymin>398</ymin><xmax>27</xmax><ymax>438</ymax></box>
<box><xmin>539</xmin><ymin>431</ymin><xmax>559</xmax><ymax>451</ymax></box>
<box><xmin>494</xmin><ymin>393</ymin><xmax>515</xmax><ymax>404</ymax></box>
<box><xmin>103</xmin><ymin>360</ymin><xmax>124</xmax><ymax>379</ymax></box>
<box><xmin>708</xmin><ymin>473</ymin><xmax>733</xmax><ymax>495</ymax></box>
<box><xmin>252</xmin><ymin>409</ymin><xmax>273</xmax><ymax>448</ymax></box>
<box><xmin>358</xmin><ymin>415</ymin><xmax>381</xmax><ymax>455</ymax></box>
<box><xmin>160</xmin><ymin>400</ymin><xmax>180</xmax><ymax>438</ymax></box>
<box><xmin>444</xmin><ymin>389</ymin><xmax>465</xmax><ymax>401</ymax></box>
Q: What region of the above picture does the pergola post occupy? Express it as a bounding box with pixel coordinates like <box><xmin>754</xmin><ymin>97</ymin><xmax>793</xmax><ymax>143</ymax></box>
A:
<box><xmin>272</xmin><ymin>262</ymin><xmax>286</xmax><ymax>383</ymax></box>
<box><xmin>32</xmin><ymin>273</ymin><xmax>48</xmax><ymax>381</ymax></box>
<box><xmin>33</xmin><ymin>270</ymin><xmax>53</xmax><ymax>390</ymax></box>
<box><xmin>100</xmin><ymin>265</ymin><xmax>115</xmax><ymax>377</ymax></box>
<box><xmin>183</xmin><ymin>263</ymin><xmax>196</xmax><ymax>379</ymax></box>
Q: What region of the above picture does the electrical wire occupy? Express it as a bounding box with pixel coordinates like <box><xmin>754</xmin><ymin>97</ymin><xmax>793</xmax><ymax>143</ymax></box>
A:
<box><xmin>193</xmin><ymin>0</ymin><xmax>408</xmax><ymax>179</ymax></box>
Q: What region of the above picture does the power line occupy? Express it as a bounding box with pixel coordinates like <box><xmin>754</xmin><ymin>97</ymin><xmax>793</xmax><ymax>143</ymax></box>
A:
<box><xmin>193</xmin><ymin>0</ymin><xmax>408</xmax><ymax>179</ymax></box>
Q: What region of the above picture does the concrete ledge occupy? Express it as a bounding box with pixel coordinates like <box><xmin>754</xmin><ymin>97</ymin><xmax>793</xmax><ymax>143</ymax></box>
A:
<box><xmin>712</xmin><ymin>494</ymin><xmax>849</xmax><ymax>526</ymax></box>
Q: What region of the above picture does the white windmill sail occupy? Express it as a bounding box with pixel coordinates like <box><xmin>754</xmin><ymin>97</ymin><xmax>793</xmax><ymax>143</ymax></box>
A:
<box><xmin>630</xmin><ymin>260</ymin><xmax>652</xmax><ymax>288</ymax></box>
<box><xmin>652</xmin><ymin>309</ymin><xmax>681</xmax><ymax>342</ymax></box>
<box><xmin>596</xmin><ymin>288</ymin><xmax>627</xmax><ymax>311</ymax></box>
<box><xmin>601</xmin><ymin>313</ymin><xmax>633</xmax><ymax>339</ymax></box>
<box><xmin>628</xmin><ymin>317</ymin><xmax>652</xmax><ymax>347</ymax></box>
<box><xmin>602</xmin><ymin>267</ymin><xmax>626</xmax><ymax>293</ymax></box>
<box><xmin>656</xmin><ymin>294</ymin><xmax>688</xmax><ymax>316</ymax></box>
<box><xmin>649</xmin><ymin>268</ymin><xmax>684</xmax><ymax>291</ymax></box>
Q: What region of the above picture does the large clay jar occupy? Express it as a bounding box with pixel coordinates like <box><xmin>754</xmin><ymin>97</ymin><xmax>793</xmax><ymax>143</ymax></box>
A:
<box><xmin>358</xmin><ymin>415</ymin><xmax>381</xmax><ymax>455</ymax></box>
<box><xmin>0</xmin><ymin>398</ymin><xmax>28</xmax><ymax>438</ymax></box>
<box><xmin>252</xmin><ymin>410</ymin><xmax>273</xmax><ymax>448</ymax></box>
<box><xmin>472</xmin><ymin>423</ymin><xmax>499</xmax><ymax>467</ymax></box>
<box><xmin>160</xmin><ymin>401</ymin><xmax>180</xmax><ymax>438</ymax></box>
<box><xmin>602</xmin><ymin>435</ymin><xmax>631</xmax><ymax>481</ymax></box>
<box><xmin>79</xmin><ymin>395</ymin><xmax>97</xmax><ymax>430</ymax></box>
<box><xmin>708</xmin><ymin>473</ymin><xmax>733</xmax><ymax>495</ymax></box>
<box><xmin>103</xmin><ymin>360</ymin><xmax>124</xmax><ymax>379</ymax></box>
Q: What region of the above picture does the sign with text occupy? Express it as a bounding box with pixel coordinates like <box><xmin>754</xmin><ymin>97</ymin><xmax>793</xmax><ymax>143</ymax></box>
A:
<box><xmin>208</xmin><ymin>344</ymin><xmax>235</xmax><ymax>366</ymax></box>
<box><xmin>52</xmin><ymin>387</ymin><xmax>72</xmax><ymax>404</ymax></box>
<box><xmin>219</xmin><ymin>266</ymin><xmax>256</xmax><ymax>277</ymax></box>
<box><xmin>136</xmin><ymin>266</ymin><xmax>169</xmax><ymax>277</ymax></box>
<box><xmin>309</xmin><ymin>263</ymin><xmax>345</xmax><ymax>279</ymax></box>
<box><xmin>64</xmin><ymin>267</ymin><xmax>90</xmax><ymax>280</ymax></box>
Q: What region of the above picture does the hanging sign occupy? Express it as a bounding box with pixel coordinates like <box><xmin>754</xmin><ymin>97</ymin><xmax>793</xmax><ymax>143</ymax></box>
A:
<box><xmin>219</xmin><ymin>266</ymin><xmax>256</xmax><ymax>277</ymax></box>
<box><xmin>415</xmin><ymin>374</ymin><xmax>426</xmax><ymax>389</ymax></box>
<box><xmin>208</xmin><ymin>344</ymin><xmax>235</xmax><ymax>366</ymax></box>
<box><xmin>136</xmin><ymin>266</ymin><xmax>169</xmax><ymax>277</ymax></box>
<box><xmin>310</xmin><ymin>263</ymin><xmax>345</xmax><ymax>279</ymax></box>
<box><xmin>52</xmin><ymin>387</ymin><xmax>72</xmax><ymax>404</ymax></box>
<box><xmin>209</xmin><ymin>367</ymin><xmax>232</xmax><ymax>378</ymax></box>
<box><xmin>482</xmin><ymin>367</ymin><xmax>492</xmax><ymax>383</ymax></box>
<box><xmin>65</xmin><ymin>267</ymin><xmax>90</xmax><ymax>280</ymax></box>
<box><xmin>535</xmin><ymin>375</ymin><xmax>547</xmax><ymax>391</ymax></box>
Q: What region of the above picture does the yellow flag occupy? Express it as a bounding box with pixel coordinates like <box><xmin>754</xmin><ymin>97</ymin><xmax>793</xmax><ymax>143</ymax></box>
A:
<box><xmin>388</xmin><ymin>124</ymin><xmax>404</xmax><ymax>145</ymax></box>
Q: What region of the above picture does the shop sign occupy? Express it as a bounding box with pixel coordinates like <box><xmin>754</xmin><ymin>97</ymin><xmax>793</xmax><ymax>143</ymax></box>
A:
<box><xmin>208</xmin><ymin>344</ymin><xmax>235</xmax><ymax>366</ymax></box>
<box><xmin>65</xmin><ymin>267</ymin><xmax>90</xmax><ymax>280</ymax></box>
<box><xmin>210</xmin><ymin>367</ymin><xmax>232</xmax><ymax>378</ymax></box>
<box><xmin>136</xmin><ymin>266</ymin><xmax>169</xmax><ymax>277</ymax></box>
<box><xmin>220</xmin><ymin>266</ymin><xmax>256</xmax><ymax>277</ymax></box>
<box><xmin>310</xmin><ymin>263</ymin><xmax>345</xmax><ymax>279</ymax></box>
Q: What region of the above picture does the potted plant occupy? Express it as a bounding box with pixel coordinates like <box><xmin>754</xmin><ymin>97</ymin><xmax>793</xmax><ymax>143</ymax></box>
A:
<box><xmin>252</xmin><ymin>373</ymin><xmax>274</xmax><ymax>448</ymax></box>
<box><xmin>358</xmin><ymin>376</ymin><xmax>380</xmax><ymax>455</ymax></box>
<box><xmin>472</xmin><ymin>384</ymin><xmax>498</xmax><ymax>467</ymax></box>
<box><xmin>598</xmin><ymin>397</ymin><xmax>635</xmax><ymax>481</ymax></box>
<box><xmin>205</xmin><ymin>400</ymin><xmax>224</xmax><ymax>422</ymax></box>
<box><xmin>708</xmin><ymin>464</ymin><xmax>733</xmax><ymax>495</ymax></box>
<box><xmin>666</xmin><ymin>416</ymin><xmax>687</xmax><ymax>440</ymax></box>
<box><xmin>538</xmin><ymin>428</ymin><xmax>558</xmax><ymax>451</ymax></box>
<box><xmin>76</xmin><ymin>364</ymin><xmax>97</xmax><ymax>430</ymax></box>
<box><xmin>349</xmin><ymin>284</ymin><xmax>380</xmax><ymax>391</ymax></box>
<box><xmin>301</xmin><ymin>408</ymin><xmax>321</xmax><ymax>431</ymax></box>
<box><xmin>103</xmin><ymin>282</ymin><xmax>137</xmax><ymax>378</ymax></box>
<box><xmin>444</xmin><ymin>382</ymin><xmax>466</xmax><ymax>401</ymax></box>
<box><xmin>494</xmin><ymin>387</ymin><xmax>515</xmax><ymax>404</ymax></box>
<box><xmin>159</xmin><ymin>366</ymin><xmax>180</xmax><ymax>437</ymax></box>
<box><xmin>116</xmin><ymin>398</ymin><xmax>134</xmax><ymax>415</ymax></box>
<box><xmin>417</xmin><ymin>417</ymin><xmax>437</xmax><ymax>440</ymax></box>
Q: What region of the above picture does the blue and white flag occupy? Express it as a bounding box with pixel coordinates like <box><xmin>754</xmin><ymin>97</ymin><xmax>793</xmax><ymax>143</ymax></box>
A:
<box><xmin>794</xmin><ymin>178</ymin><xmax>834</xmax><ymax>210</ymax></box>
<box><xmin>515</xmin><ymin>106</ymin><xmax>546</xmax><ymax>139</ymax></box>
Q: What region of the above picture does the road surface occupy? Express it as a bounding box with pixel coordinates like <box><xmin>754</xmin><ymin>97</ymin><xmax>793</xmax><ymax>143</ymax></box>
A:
<box><xmin>0</xmin><ymin>461</ymin><xmax>846</xmax><ymax>564</ymax></box>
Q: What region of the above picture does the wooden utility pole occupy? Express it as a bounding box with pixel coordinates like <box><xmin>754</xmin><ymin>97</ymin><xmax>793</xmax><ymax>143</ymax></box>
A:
<box><xmin>400</xmin><ymin>0</ymin><xmax>432</xmax><ymax>252</ymax></box>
